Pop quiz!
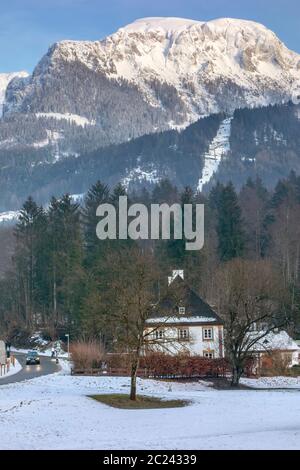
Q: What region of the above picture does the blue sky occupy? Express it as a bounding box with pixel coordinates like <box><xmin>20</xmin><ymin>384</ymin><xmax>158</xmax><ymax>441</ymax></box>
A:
<box><xmin>1</xmin><ymin>0</ymin><xmax>300</xmax><ymax>72</ymax></box>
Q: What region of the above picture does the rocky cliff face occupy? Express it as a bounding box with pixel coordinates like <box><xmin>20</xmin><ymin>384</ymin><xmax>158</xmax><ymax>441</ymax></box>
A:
<box><xmin>0</xmin><ymin>71</ymin><xmax>28</xmax><ymax>117</ymax></box>
<box><xmin>3</xmin><ymin>17</ymin><xmax>300</xmax><ymax>143</ymax></box>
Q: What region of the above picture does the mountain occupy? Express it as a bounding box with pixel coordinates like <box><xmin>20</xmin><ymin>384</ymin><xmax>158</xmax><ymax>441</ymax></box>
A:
<box><xmin>1</xmin><ymin>101</ymin><xmax>300</xmax><ymax>213</ymax></box>
<box><xmin>1</xmin><ymin>17</ymin><xmax>300</xmax><ymax>211</ymax></box>
<box><xmin>2</xmin><ymin>17</ymin><xmax>300</xmax><ymax>148</ymax></box>
<box><xmin>0</xmin><ymin>71</ymin><xmax>28</xmax><ymax>116</ymax></box>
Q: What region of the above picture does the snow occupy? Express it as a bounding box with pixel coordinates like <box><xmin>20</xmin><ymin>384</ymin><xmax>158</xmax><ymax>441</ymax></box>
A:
<box><xmin>1</xmin><ymin>371</ymin><xmax>300</xmax><ymax>449</ymax></box>
<box><xmin>70</xmin><ymin>193</ymin><xmax>85</xmax><ymax>203</ymax></box>
<box><xmin>11</xmin><ymin>15</ymin><xmax>299</xmax><ymax>136</ymax></box>
<box><xmin>0</xmin><ymin>71</ymin><xmax>28</xmax><ymax>117</ymax></box>
<box><xmin>0</xmin><ymin>210</ymin><xmax>20</xmax><ymax>224</ymax></box>
<box><xmin>0</xmin><ymin>137</ymin><xmax>16</xmax><ymax>149</ymax></box>
<box><xmin>32</xmin><ymin>137</ymin><xmax>49</xmax><ymax>149</ymax></box>
<box><xmin>197</xmin><ymin>117</ymin><xmax>233</xmax><ymax>192</ymax></box>
<box><xmin>241</xmin><ymin>376</ymin><xmax>300</xmax><ymax>389</ymax></box>
<box><xmin>146</xmin><ymin>316</ymin><xmax>217</xmax><ymax>324</ymax></box>
<box><xmin>36</xmin><ymin>112</ymin><xmax>96</xmax><ymax>127</ymax></box>
<box><xmin>122</xmin><ymin>166</ymin><xmax>161</xmax><ymax>189</ymax></box>
<box><xmin>241</xmin><ymin>156</ymin><xmax>256</xmax><ymax>163</ymax></box>
<box><xmin>26</xmin><ymin>129</ymin><xmax>62</xmax><ymax>153</ymax></box>
<box><xmin>105</xmin><ymin>17</ymin><xmax>300</xmax><ymax>115</ymax></box>
<box><xmin>0</xmin><ymin>358</ymin><xmax>22</xmax><ymax>380</ymax></box>
<box><xmin>122</xmin><ymin>17</ymin><xmax>202</xmax><ymax>33</ymax></box>
<box><xmin>248</xmin><ymin>331</ymin><xmax>300</xmax><ymax>352</ymax></box>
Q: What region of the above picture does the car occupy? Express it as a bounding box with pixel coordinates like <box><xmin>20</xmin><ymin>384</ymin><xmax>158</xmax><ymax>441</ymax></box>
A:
<box><xmin>26</xmin><ymin>350</ymin><xmax>41</xmax><ymax>365</ymax></box>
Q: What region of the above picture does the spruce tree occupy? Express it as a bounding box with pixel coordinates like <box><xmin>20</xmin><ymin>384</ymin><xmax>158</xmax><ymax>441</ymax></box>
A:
<box><xmin>82</xmin><ymin>181</ymin><xmax>110</xmax><ymax>264</ymax></box>
<box><xmin>217</xmin><ymin>183</ymin><xmax>245</xmax><ymax>261</ymax></box>
<box><xmin>48</xmin><ymin>194</ymin><xmax>83</xmax><ymax>332</ymax></box>
<box><xmin>14</xmin><ymin>197</ymin><xmax>46</xmax><ymax>328</ymax></box>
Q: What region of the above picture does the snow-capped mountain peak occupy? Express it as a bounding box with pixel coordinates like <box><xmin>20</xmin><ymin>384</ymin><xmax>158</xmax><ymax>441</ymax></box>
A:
<box><xmin>119</xmin><ymin>16</ymin><xmax>202</xmax><ymax>33</ymax></box>
<box><xmin>30</xmin><ymin>16</ymin><xmax>300</xmax><ymax>119</ymax></box>
<box><xmin>107</xmin><ymin>16</ymin><xmax>300</xmax><ymax>83</ymax></box>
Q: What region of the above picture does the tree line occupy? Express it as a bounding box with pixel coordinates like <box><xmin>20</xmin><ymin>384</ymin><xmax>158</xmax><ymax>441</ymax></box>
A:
<box><xmin>0</xmin><ymin>173</ymin><xmax>299</xmax><ymax>364</ymax></box>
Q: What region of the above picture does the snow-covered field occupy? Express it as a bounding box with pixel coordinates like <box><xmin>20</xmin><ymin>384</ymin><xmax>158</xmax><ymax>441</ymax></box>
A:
<box><xmin>241</xmin><ymin>376</ymin><xmax>300</xmax><ymax>389</ymax></box>
<box><xmin>1</xmin><ymin>367</ymin><xmax>300</xmax><ymax>450</ymax></box>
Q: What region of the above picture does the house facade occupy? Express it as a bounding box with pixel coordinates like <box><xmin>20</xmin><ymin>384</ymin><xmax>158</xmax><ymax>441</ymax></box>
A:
<box><xmin>248</xmin><ymin>330</ymin><xmax>300</xmax><ymax>373</ymax></box>
<box><xmin>144</xmin><ymin>271</ymin><xmax>224</xmax><ymax>359</ymax></box>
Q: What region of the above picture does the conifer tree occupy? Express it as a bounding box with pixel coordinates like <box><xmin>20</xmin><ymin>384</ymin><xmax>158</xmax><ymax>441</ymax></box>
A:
<box><xmin>48</xmin><ymin>194</ymin><xmax>83</xmax><ymax>331</ymax></box>
<box><xmin>14</xmin><ymin>197</ymin><xmax>46</xmax><ymax>328</ymax></box>
<box><xmin>82</xmin><ymin>181</ymin><xmax>110</xmax><ymax>263</ymax></box>
<box><xmin>216</xmin><ymin>183</ymin><xmax>245</xmax><ymax>261</ymax></box>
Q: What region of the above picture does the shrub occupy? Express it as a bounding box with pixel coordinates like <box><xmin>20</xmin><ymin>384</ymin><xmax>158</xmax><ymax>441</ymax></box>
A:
<box><xmin>70</xmin><ymin>340</ymin><xmax>106</xmax><ymax>369</ymax></box>
<box><xmin>140</xmin><ymin>353</ymin><xmax>230</xmax><ymax>378</ymax></box>
<box><xmin>260</xmin><ymin>351</ymin><xmax>293</xmax><ymax>377</ymax></box>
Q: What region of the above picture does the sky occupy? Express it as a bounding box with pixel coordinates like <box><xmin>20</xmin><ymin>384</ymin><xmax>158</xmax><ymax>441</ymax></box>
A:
<box><xmin>1</xmin><ymin>0</ymin><xmax>300</xmax><ymax>72</ymax></box>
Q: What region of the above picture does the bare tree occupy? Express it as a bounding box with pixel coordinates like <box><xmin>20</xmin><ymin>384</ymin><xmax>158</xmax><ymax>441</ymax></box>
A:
<box><xmin>214</xmin><ymin>259</ymin><xmax>288</xmax><ymax>386</ymax></box>
<box><xmin>102</xmin><ymin>246</ymin><xmax>182</xmax><ymax>400</ymax></box>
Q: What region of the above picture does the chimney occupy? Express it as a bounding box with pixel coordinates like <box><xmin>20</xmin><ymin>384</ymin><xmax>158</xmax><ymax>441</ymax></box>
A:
<box><xmin>168</xmin><ymin>270</ymin><xmax>184</xmax><ymax>286</ymax></box>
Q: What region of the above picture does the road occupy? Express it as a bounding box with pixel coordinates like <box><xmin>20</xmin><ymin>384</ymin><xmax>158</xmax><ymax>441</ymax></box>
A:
<box><xmin>0</xmin><ymin>352</ymin><xmax>60</xmax><ymax>385</ymax></box>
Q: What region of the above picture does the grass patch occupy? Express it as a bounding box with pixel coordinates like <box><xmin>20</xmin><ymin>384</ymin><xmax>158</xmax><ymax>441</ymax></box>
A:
<box><xmin>90</xmin><ymin>394</ymin><xmax>189</xmax><ymax>409</ymax></box>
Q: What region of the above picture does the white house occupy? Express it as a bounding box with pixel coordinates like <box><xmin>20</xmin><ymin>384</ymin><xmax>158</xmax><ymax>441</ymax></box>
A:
<box><xmin>248</xmin><ymin>330</ymin><xmax>300</xmax><ymax>372</ymax></box>
<box><xmin>145</xmin><ymin>271</ymin><xmax>224</xmax><ymax>359</ymax></box>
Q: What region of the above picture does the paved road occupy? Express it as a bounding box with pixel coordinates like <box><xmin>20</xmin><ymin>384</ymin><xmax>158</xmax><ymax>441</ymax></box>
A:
<box><xmin>0</xmin><ymin>353</ymin><xmax>60</xmax><ymax>385</ymax></box>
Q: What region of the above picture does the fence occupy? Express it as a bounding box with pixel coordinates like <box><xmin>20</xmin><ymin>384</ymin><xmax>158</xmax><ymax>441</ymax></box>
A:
<box><xmin>0</xmin><ymin>356</ymin><xmax>16</xmax><ymax>377</ymax></box>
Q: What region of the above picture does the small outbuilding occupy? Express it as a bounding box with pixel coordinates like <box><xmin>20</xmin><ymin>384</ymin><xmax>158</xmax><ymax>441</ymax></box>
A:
<box><xmin>249</xmin><ymin>331</ymin><xmax>300</xmax><ymax>374</ymax></box>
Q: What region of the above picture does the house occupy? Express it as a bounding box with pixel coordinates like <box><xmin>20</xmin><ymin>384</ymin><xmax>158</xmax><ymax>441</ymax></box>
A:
<box><xmin>248</xmin><ymin>330</ymin><xmax>300</xmax><ymax>373</ymax></box>
<box><xmin>144</xmin><ymin>270</ymin><xmax>224</xmax><ymax>358</ymax></box>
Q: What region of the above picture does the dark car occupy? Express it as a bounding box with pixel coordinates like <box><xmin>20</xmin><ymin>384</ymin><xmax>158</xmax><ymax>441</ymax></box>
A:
<box><xmin>26</xmin><ymin>350</ymin><xmax>41</xmax><ymax>365</ymax></box>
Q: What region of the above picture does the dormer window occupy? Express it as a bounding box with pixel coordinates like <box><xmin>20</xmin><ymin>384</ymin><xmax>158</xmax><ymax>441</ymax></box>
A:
<box><xmin>179</xmin><ymin>307</ymin><xmax>186</xmax><ymax>315</ymax></box>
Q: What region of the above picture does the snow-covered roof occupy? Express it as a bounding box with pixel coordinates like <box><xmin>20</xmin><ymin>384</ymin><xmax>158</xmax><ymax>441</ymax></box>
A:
<box><xmin>146</xmin><ymin>316</ymin><xmax>218</xmax><ymax>325</ymax></box>
<box><xmin>249</xmin><ymin>331</ymin><xmax>300</xmax><ymax>352</ymax></box>
<box><xmin>147</xmin><ymin>276</ymin><xmax>223</xmax><ymax>325</ymax></box>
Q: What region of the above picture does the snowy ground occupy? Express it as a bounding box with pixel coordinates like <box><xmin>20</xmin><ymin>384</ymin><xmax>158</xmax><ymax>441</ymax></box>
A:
<box><xmin>1</xmin><ymin>367</ymin><xmax>300</xmax><ymax>450</ymax></box>
<box><xmin>0</xmin><ymin>358</ymin><xmax>21</xmax><ymax>380</ymax></box>
<box><xmin>241</xmin><ymin>376</ymin><xmax>300</xmax><ymax>389</ymax></box>
<box><xmin>197</xmin><ymin>117</ymin><xmax>232</xmax><ymax>192</ymax></box>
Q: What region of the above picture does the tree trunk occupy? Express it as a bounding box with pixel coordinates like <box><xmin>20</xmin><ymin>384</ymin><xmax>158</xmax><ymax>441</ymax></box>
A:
<box><xmin>231</xmin><ymin>364</ymin><xmax>243</xmax><ymax>387</ymax></box>
<box><xmin>53</xmin><ymin>263</ymin><xmax>57</xmax><ymax>329</ymax></box>
<box><xmin>130</xmin><ymin>356</ymin><xmax>139</xmax><ymax>401</ymax></box>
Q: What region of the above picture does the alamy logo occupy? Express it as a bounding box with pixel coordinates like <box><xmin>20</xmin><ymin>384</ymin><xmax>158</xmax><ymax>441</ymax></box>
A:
<box><xmin>96</xmin><ymin>196</ymin><xmax>204</xmax><ymax>251</ymax></box>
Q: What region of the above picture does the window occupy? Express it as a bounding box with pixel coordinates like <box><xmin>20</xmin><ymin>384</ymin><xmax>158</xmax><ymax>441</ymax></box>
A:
<box><xmin>203</xmin><ymin>328</ymin><xmax>213</xmax><ymax>340</ymax></box>
<box><xmin>178</xmin><ymin>307</ymin><xmax>186</xmax><ymax>315</ymax></box>
<box><xmin>178</xmin><ymin>328</ymin><xmax>189</xmax><ymax>341</ymax></box>
<box><xmin>203</xmin><ymin>351</ymin><xmax>215</xmax><ymax>359</ymax></box>
<box><xmin>155</xmin><ymin>330</ymin><xmax>164</xmax><ymax>340</ymax></box>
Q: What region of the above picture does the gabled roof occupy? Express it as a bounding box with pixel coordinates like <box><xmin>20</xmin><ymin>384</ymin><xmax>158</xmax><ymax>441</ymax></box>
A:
<box><xmin>147</xmin><ymin>276</ymin><xmax>223</xmax><ymax>325</ymax></box>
